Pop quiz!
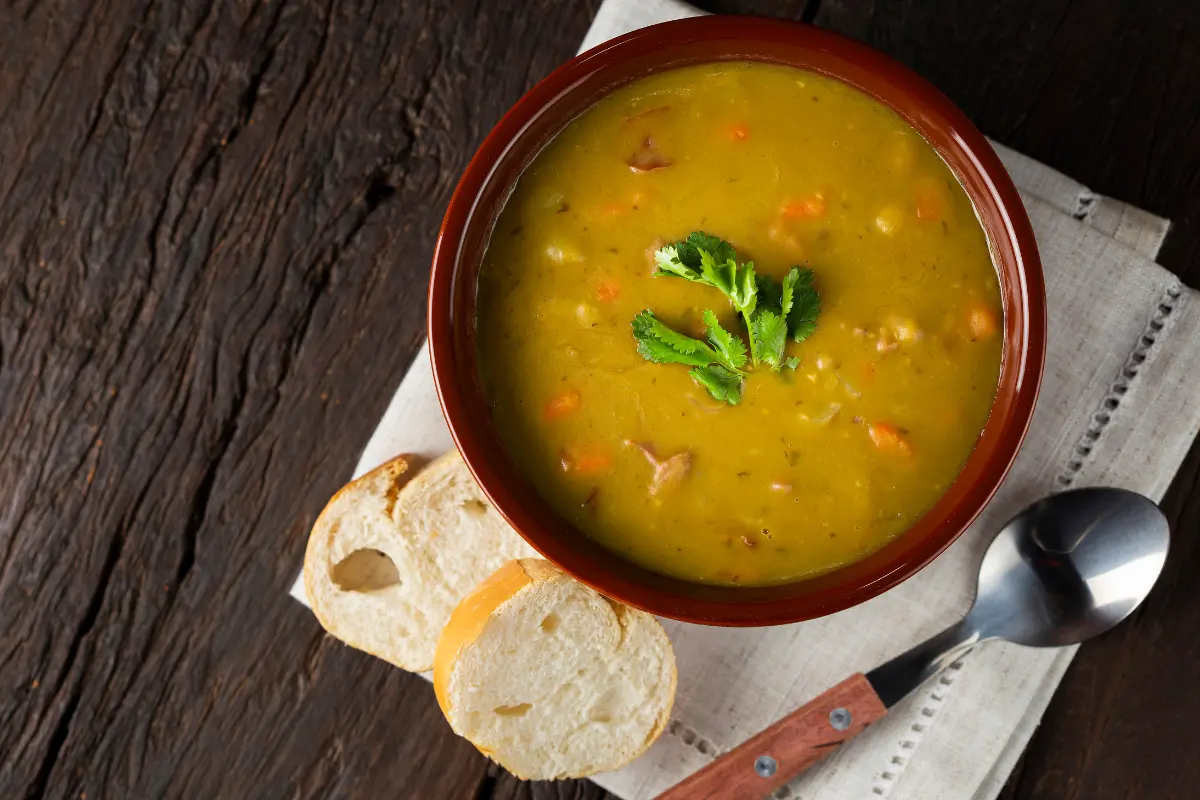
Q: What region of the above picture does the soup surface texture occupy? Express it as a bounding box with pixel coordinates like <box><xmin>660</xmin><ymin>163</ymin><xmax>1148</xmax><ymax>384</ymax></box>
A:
<box><xmin>476</xmin><ymin>62</ymin><xmax>1002</xmax><ymax>586</ymax></box>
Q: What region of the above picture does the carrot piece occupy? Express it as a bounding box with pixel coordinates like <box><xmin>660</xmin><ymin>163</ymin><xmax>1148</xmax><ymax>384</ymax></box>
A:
<box><xmin>596</xmin><ymin>279</ymin><xmax>620</xmax><ymax>302</ymax></box>
<box><xmin>561</xmin><ymin>443</ymin><xmax>612</xmax><ymax>474</ymax></box>
<box><xmin>782</xmin><ymin>194</ymin><xmax>826</xmax><ymax>219</ymax></box>
<box><xmin>868</xmin><ymin>422</ymin><xmax>912</xmax><ymax>454</ymax></box>
<box><xmin>572</xmin><ymin>451</ymin><xmax>612</xmax><ymax>473</ymax></box>
<box><xmin>730</xmin><ymin>124</ymin><xmax>749</xmax><ymax>141</ymax></box>
<box><xmin>915</xmin><ymin>179</ymin><xmax>946</xmax><ymax>221</ymax></box>
<box><xmin>968</xmin><ymin>302</ymin><xmax>999</xmax><ymax>340</ymax></box>
<box><xmin>543</xmin><ymin>390</ymin><xmax>582</xmax><ymax>421</ymax></box>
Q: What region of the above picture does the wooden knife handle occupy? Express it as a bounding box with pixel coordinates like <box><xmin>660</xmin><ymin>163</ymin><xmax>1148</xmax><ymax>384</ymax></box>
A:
<box><xmin>654</xmin><ymin>673</ymin><xmax>887</xmax><ymax>800</ymax></box>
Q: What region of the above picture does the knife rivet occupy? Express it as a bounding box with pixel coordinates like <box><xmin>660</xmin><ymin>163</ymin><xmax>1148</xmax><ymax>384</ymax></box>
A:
<box><xmin>829</xmin><ymin>707</ymin><xmax>852</xmax><ymax>731</ymax></box>
<box><xmin>754</xmin><ymin>755</ymin><xmax>777</xmax><ymax>778</ymax></box>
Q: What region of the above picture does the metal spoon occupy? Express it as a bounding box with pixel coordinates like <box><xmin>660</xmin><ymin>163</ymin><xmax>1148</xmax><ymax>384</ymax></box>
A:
<box><xmin>655</xmin><ymin>488</ymin><xmax>1170</xmax><ymax>800</ymax></box>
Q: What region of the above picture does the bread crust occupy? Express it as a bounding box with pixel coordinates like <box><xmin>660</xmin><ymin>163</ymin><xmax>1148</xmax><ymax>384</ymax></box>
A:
<box><xmin>434</xmin><ymin>559</ymin><xmax>677</xmax><ymax>779</ymax></box>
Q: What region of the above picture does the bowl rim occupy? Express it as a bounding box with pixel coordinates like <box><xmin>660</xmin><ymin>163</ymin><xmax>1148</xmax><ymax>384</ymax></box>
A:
<box><xmin>429</xmin><ymin>16</ymin><xmax>1047</xmax><ymax>626</ymax></box>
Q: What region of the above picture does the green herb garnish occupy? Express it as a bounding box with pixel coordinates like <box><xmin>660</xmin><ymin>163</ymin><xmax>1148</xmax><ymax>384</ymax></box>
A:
<box><xmin>751</xmin><ymin>308</ymin><xmax>789</xmax><ymax>370</ymax></box>
<box><xmin>635</xmin><ymin>232</ymin><xmax>822</xmax><ymax>404</ymax></box>
<box><xmin>701</xmin><ymin>309</ymin><xmax>748</xmax><ymax>370</ymax></box>
<box><xmin>654</xmin><ymin>234</ymin><xmax>762</xmax><ymax>361</ymax></box>
<box><xmin>630</xmin><ymin>310</ymin><xmax>747</xmax><ymax>404</ymax></box>
<box><xmin>785</xmin><ymin>266</ymin><xmax>821</xmax><ymax>342</ymax></box>
<box><xmin>689</xmin><ymin>364</ymin><xmax>743</xmax><ymax>405</ymax></box>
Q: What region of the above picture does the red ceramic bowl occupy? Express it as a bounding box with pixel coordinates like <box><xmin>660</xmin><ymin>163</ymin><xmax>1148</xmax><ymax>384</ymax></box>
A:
<box><xmin>429</xmin><ymin>17</ymin><xmax>1046</xmax><ymax>626</ymax></box>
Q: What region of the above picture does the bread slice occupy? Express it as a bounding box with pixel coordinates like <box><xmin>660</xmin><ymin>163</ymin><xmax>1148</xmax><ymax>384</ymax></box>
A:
<box><xmin>304</xmin><ymin>451</ymin><xmax>538</xmax><ymax>672</ymax></box>
<box><xmin>433</xmin><ymin>559</ymin><xmax>677</xmax><ymax>780</ymax></box>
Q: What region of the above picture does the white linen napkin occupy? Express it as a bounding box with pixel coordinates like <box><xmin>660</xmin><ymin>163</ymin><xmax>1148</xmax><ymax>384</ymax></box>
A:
<box><xmin>290</xmin><ymin>1</ymin><xmax>1200</xmax><ymax>797</ymax></box>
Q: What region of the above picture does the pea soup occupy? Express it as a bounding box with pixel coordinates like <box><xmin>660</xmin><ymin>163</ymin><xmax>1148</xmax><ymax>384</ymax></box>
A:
<box><xmin>476</xmin><ymin>62</ymin><xmax>1002</xmax><ymax>586</ymax></box>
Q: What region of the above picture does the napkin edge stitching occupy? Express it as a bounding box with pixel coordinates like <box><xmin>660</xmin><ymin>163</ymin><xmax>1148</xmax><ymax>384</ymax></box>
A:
<box><xmin>1056</xmin><ymin>280</ymin><xmax>1184</xmax><ymax>489</ymax></box>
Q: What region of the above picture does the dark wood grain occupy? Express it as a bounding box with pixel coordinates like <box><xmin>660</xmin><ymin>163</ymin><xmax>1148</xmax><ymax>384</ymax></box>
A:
<box><xmin>0</xmin><ymin>0</ymin><xmax>600</xmax><ymax>797</ymax></box>
<box><xmin>0</xmin><ymin>1</ymin><xmax>1197</xmax><ymax>799</ymax></box>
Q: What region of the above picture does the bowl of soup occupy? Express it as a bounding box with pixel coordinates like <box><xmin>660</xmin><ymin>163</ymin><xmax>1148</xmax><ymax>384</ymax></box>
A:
<box><xmin>429</xmin><ymin>16</ymin><xmax>1045</xmax><ymax>625</ymax></box>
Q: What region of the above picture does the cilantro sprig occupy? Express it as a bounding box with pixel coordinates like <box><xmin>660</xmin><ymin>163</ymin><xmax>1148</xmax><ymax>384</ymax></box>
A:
<box><xmin>652</xmin><ymin>232</ymin><xmax>820</xmax><ymax>371</ymax></box>
<box><xmin>654</xmin><ymin>233</ymin><xmax>762</xmax><ymax>361</ymax></box>
<box><xmin>785</xmin><ymin>266</ymin><xmax>821</xmax><ymax>343</ymax></box>
<box><xmin>632</xmin><ymin>232</ymin><xmax>822</xmax><ymax>405</ymax></box>
<box><xmin>631</xmin><ymin>310</ymin><xmax>746</xmax><ymax>405</ymax></box>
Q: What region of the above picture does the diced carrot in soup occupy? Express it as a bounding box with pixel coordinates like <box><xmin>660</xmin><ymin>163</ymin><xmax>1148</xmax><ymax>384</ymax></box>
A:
<box><xmin>868</xmin><ymin>423</ymin><xmax>912</xmax><ymax>454</ymax></box>
<box><xmin>596</xmin><ymin>279</ymin><xmax>621</xmax><ymax>302</ymax></box>
<box><xmin>561</xmin><ymin>443</ymin><xmax>612</xmax><ymax>474</ymax></box>
<box><xmin>544</xmin><ymin>390</ymin><xmax>582</xmax><ymax>420</ymax></box>
<box><xmin>730</xmin><ymin>124</ymin><xmax>749</xmax><ymax>141</ymax></box>
<box><xmin>782</xmin><ymin>194</ymin><xmax>826</xmax><ymax>219</ymax></box>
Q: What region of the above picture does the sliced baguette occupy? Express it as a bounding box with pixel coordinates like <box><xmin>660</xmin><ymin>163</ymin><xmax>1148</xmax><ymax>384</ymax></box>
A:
<box><xmin>434</xmin><ymin>559</ymin><xmax>677</xmax><ymax>780</ymax></box>
<box><xmin>304</xmin><ymin>451</ymin><xmax>538</xmax><ymax>672</ymax></box>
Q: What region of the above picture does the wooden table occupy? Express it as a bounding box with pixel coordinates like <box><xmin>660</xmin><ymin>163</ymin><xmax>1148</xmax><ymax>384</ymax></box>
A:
<box><xmin>2</xmin><ymin>1</ymin><xmax>1197</xmax><ymax>798</ymax></box>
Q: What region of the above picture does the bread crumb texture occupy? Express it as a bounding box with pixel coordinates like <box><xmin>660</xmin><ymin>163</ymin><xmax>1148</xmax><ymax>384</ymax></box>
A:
<box><xmin>439</xmin><ymin>559</ymin><xmax>676</xmax><ymax>779</ymax></box>
<box><xmin>303</xmin><ymin>452</ymin><xmax>537</xmax><ymax>672</ymax></box>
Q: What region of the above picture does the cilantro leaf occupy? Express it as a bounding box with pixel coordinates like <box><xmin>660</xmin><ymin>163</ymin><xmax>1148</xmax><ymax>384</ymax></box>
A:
<box><xmin>786</xmin><ymin>267</ymin><xmax>821</xmax><ymax>342</ymax></box>
<box><xmin>696</xmin><ymin>249</ymin><xmax>757</xmax><ymax>318</ymax></box>
<box><xmin>659</xmin><ymin>234</ymin><xmax>756</xmax><ymax>315</ymax></box>
<box><xmin>677</xmin><ymin>231</ymin><xmax>737</xmax><ymax>269</ymax></box>
<box><xmin>751</xmin><ymin>309</ymin><xmax>789</xmax><ymax>370</ymax></box>
<box><xmin>689</xmin><ymin>364</ymin><xmax>743</xmax><ymax>405</ymax></box>
<box><xmin>784</xmin><ymin>356</ymin><xmax>801</xmax><ymax>370</ymax></box>
<box><xmin>748</xmin><ymin>272</ymin><xmax>791</xmax><ymax>370</ymax></box>
<box><xmin>780</xmin><ymin>267</ymin><xmax>798</xmax><ymax>319</ymax></box>
<box><xmin>698</xmin><ymin>248</ymin><xmax>736</xmax><ymax>298</ymax></box>
<box><xmin>756</xmin><ymin>273</ymin><xmax>782</xmax><ymax>311</ymax></box>
<box><xmin>631</xmin><ymin>310</ymin><xmax>719</xmax><ymax>367</ymax></box>
<box><xmin>702</xmin><ymin>309</ymin><xmax>748</xmax><ymax>370</ymax></box>
<box><xmin>731</xmin><ymin>260</ymin><xmax>758</xmax><ymax>317</ymax></box>
<box><xmin>650</xmin><ymin>232</ymin><xmax>821</xmax><ymax>371</ymax></box>
<box><xmin>630</xmin><ymin>310</ymin><xmax>747</xmax><ymax>404</ymax></box>
<box><xmin>653</xmin><ymin>245</ymin><xmax>704</xmax><ymax>282</ymax></box>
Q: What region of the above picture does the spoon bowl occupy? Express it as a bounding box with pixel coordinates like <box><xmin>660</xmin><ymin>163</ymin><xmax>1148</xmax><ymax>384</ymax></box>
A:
<box><xmin>970</xmin><ymin>487</ymin><xmax>1170</xmax><ymax>647</ymax></box>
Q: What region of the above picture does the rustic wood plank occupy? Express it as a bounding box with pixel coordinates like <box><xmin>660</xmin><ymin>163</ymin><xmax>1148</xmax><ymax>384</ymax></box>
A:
<box><xmin>491</xmin><ymin>770</ymin><xmax>615</xmax><ymax>800</ymax></box>
<box><xmin>0</xmin><ymin>0</ymin><xmax>600</xmax><ymax>797</ymax></box>
<box><xmin>1</xmin><ymin>0</ymin><xmax>1198</xmax><ymax>799</ymax></box>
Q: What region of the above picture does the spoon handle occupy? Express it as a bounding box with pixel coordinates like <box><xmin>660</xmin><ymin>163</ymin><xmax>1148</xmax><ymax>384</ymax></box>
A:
<box><xmin>653</xmin><ymin>674</ymin><xmax>887</xmax><ymax>800</ymax></box>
